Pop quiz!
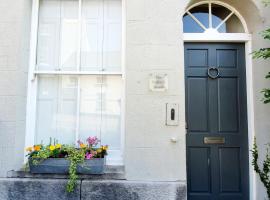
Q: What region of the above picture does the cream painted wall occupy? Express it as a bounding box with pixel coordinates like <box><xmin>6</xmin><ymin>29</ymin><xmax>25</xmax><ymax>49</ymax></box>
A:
<box><xmin>124</xmin><ymin>0</ymin><xmax>186</xmax><ymax>181</ymax></box>
<box><xmin>0</xmin><ymin>0</ymin><xmax>31</xmax><ymax>176</ymax></box>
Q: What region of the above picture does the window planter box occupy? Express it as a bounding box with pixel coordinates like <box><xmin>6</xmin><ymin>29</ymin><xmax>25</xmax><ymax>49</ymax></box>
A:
<box><xmin>29</xmin><ymin>158</ymin><xmax>105</xmax><ymax>175</ymax></box>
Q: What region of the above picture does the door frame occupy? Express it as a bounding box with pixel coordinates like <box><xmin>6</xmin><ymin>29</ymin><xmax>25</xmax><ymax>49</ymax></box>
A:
<box><xmin>183</xmin><ymin>33</ymin><xmax>255</xmax><ymax>200</ymax></box>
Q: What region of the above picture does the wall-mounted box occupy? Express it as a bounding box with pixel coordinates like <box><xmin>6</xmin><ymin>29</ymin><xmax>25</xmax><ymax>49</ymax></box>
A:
<box><xmin>166</xmin><ymin>103</ymin><xmax>179</xmax><ymax>126</ymax></box>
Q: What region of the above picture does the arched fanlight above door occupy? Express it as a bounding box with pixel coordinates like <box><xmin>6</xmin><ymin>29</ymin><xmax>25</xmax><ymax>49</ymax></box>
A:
<box><xmin>183</xmin><ymin>1</ymin><xmax>248</xmax><ymax>34</ymax></box>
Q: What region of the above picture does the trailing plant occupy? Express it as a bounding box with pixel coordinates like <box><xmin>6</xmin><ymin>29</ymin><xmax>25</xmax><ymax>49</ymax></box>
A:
<box><xmin>26</xmin><ymin>136</ymin><xmax>108</xmax><ymax>193</ymax></box>
<box><xmin>65</xmin><ymin>146</ymin><xmax>85</xmax><ymax>193</ymax></box>
<box><xmin>252</xmin><ymin>138</ymin><xmax>270</xmax><ymax>199</ymax></box>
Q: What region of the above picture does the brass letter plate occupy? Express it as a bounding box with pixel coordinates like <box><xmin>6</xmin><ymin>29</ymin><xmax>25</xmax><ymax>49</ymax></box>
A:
<box><xmin>204</xmin><ymin>137</ymin><xmax>225</xmax><ymax>144</ymax></box>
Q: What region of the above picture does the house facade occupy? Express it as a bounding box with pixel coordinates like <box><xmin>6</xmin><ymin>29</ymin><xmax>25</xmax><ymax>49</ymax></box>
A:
<box><xmin>0</xmin><ymin>0</ymin><xmax>269</xmax><ymax>199</ymax></box>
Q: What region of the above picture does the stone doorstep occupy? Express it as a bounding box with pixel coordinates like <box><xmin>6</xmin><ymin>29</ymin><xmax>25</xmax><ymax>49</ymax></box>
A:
<box><xmin>7</xmin><ymin>165</ymin><xmax>126</xmax><ymax>180</ymax></box>
<box><xmin>0</xmin><ymin>178</ymin><xmax>187</xmax><ymax>200</ymax></box>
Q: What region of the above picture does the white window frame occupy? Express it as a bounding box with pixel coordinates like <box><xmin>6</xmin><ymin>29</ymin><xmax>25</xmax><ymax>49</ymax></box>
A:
<box><xmin>184</xmin><ymin>1</ymin><xmax>248</xmax><ymax>34</ymax></box>
<box><xmin>183</xmin><ymin>1</ymin><xmax>255</xmax><ymax>199</ymax></box>
<box><xmin>25</xmin><ymin>0</ymin><xmax>126</xmax><ymax>166</ymax></box>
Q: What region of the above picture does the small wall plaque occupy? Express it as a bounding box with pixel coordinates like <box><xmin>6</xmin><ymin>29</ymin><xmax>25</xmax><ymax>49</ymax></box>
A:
<box><xmin>149</xmin><ymin>73</ymin><xmax>168</xmax><ymax>92</ymax></box>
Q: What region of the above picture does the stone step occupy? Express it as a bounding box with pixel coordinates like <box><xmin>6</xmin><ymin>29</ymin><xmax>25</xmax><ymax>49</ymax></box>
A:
<box><xmin>0</xmin><ymin>178</ymin><xmax>186</xmax><ymax>200</ymax></box>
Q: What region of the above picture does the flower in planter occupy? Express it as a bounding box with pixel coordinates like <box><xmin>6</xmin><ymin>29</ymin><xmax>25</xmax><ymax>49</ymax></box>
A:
<box><xmin>26</xmin><ymin>136</ymin><xmax>109</xmax><ymax>193</ymax></box>
<box><xmin>77</xmin><ymin>140</ymin><xmax>87</xmax><ymax>148</ymax></box>
<box><xmin>55</xmin><ymin>144</ymin><xmax>61</xmax><ymax>149</ymax></box>
<box><xmin>26</xmin><ymin>146</ymin><xmax>33</xmax><ymax>152</ymax></box>
<box><xmin>85</xmin><ymin>152</ymin><xmax>93</xmax><ymax>160</ymax></box>
<box><xmin>34</xmin><ymin>145</ymin><xmax>41</xmax><ymax>151</ymax></box>
<box><xmin>102</xmin><ymin>145</ymin><xmax>108</xmax><ymax>151</ymax></box>
<box><xmin>49</xmin><ymin>145</ymin><xmax>55</xmax><ymax>151</ymax></box>
<box><xmin>87</xmin><ymin>136</ymin><xmax>99</xmax><ymax>146</ymax></box>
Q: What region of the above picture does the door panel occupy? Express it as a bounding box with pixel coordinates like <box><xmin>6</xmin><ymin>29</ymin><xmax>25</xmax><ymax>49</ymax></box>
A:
<box><xmin>188</xmin><ymin>147</ymin><xmax>211</xmax><ymax>193</ymax></box>
<box><xmin>219</xmin><ymin>147</ymin><xmax>241</xmax><ymax>193</ymax></box>
<box><xmin>187</xmin><ymin>78</ymin><xmax>209</xmax><ymax>132</ymax></box>
<box><xmin>185</xmin><ymin>43</ymin><xmax>249</xmax><ymax>200</ymax></box>
<box><xmin>218</xmin><ymin>78</ymin><xmax>239</xmax><ymax>132</ymax></box>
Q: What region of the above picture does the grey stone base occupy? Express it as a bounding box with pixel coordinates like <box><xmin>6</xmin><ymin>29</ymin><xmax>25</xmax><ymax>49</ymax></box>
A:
<box><xmin>0</xmin><ymin>178</ymin><xmax>186</xmax><ymax>200</ymax></box>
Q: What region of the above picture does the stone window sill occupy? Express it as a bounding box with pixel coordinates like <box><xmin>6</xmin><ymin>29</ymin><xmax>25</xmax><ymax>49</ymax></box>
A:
<box><xmin>7</xmin><ymin>165</ymin><xmax>125</xmax><ymax>180</ymax></box>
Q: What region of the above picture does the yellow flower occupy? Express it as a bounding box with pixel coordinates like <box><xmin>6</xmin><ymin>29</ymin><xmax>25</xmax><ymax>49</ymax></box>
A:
<box><xmin>102</xmin><ymin>145</ymin><xmax>108</xmax><ymax>151</ymax></box>
<box><xmin>34</xmin><ymin>145</ymin><xmax>41</xmax><ymax>151</ymax></box>
<box><xmin>55</xmin><ymin>144</ymin><xmax>62</xmax><ymax>149</ymax></box>
<box><xmin>97</xmin><ymin>148</ymin><xmax>102</xmax><ymax>153</ymax></box>
<box><xmin>26</xmin><ymin>146</ymin><xmax>33</xmax><ymax>152</ymax></box>
<box><xmin>49</xmin><ymin>145</ymin><xmax>55</xmax><ymax>151</ymax></box>
<box><xmin>80</xmin><ymin>143</ymin><xmax>87</xmax><ymax>148</ymax></box>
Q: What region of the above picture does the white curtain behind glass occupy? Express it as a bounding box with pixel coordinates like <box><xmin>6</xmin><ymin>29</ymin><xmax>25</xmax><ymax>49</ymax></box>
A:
<box><xmin>36</xmin><ymin>76</ymin><xmax>78</xmax><ymax>144</ymax></box>
<box><xmin>37</xmin><ymin>0</ymin><xmax>122</xmax><ymax>71</ymax></box>
<box><xmin>35</xmin><ymin>0</ymin><xmax>122</xmax><ymax>162</ymax></box>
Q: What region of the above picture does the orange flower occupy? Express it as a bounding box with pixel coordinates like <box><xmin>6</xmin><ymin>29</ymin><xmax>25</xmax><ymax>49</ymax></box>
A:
<box><xmin>34</xmin><ymin>145</ymin><xmax>41</xmax><ymax>151</ymax></box>
<box><xmin>80</xmin><ymin>143</ymin><xmax>87</xmax><ymax>148</ymax></box>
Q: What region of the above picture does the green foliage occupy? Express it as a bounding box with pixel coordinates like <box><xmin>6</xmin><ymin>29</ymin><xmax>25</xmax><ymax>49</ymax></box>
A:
<box><xmin>253</xmin><ymin>29</ymin><xmax>270</xmax><ymax>104</ymax></box>
<box><xmin>65</xmin><ymin>146</ymin><xmax>85</xmax><ymax>193</ymax></box>
<box><xmin>263</xmin><ymin>0</ymin><xmax>270</xmax><ymax>6</ymax></box>
<box><xmin>252</xmin><ymin>138</ymin><xmax>270</xmax><ymax>199</ymax></box>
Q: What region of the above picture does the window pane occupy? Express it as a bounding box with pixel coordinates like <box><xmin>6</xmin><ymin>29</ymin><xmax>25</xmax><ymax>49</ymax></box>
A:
<box><xmin>223</xmin><ymin>14</ymin><xmax>244</xmax><ymax>33</ymax></box>
<box><xmin>183</xmin><ymin>3</ymin><xmax>245</xmax><ymax>33</ymax></box>
<box><xmin>79</xmin><ymin>75</ymin><xmax>122</xmax><ymax>151</ymax></box>
<box><xmin>212</xmin><ymin>4</ymin><xmax>231</xmax><ymax>33</ymax></box>
<box><xmin>212</xmin><ymin>3</ymin><xmax>245</xmax><ymax>33</ymax></box>
<box><xmin>100</xmin><ymin>76</ymin><xmax>122</xmax><ymax>150</ymax></box>
<box><xmin>103</xmin><ymin>0</ymin><xmax>122</xmax><ymax>72</ymax></box>
<box><xmin>36</xmin><ymin>75</ymin><xmax>78</xmax><ymax>144</ymax></box>
<box><xmin>183</xmin><ymin>4</ymin><xmax>209</xmax><ymax>33</ymax></box>
<box><xmin>81</xmin><ymin>0</ymin><xmax>122</xmax><ymax>72</ymax></box>
<box><xmin>81</xmin><ymin>0</ymin><xmax>103</xmax><ymax>71</ymax></box>
<box><xmin>37</xmin><ymin>0</ymin><xmax>79</xmax><ymax>71</ymax></box>
<box><xmin>79</xmin><ymin>75</ymin><xmax>102</xmax><ymax>140</ymax></box>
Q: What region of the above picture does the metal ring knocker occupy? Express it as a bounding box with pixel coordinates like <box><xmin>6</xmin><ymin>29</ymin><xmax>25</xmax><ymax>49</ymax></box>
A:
<box><xmin>208</xmin><ymin>67</ymin><xmax>220</xmax><ymax>79</ymax></box>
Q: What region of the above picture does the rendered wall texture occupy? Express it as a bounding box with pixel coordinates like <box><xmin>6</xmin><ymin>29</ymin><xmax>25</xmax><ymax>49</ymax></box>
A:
<box><xmin>0</xmin><ymin>0</ymin><xmax>269</xmax><ymax>199</ymax></box>
<box><xmin>0</xmin><ymin>0</ymin><xmax>31</xmax><ymax>176</ymax></box>
<box><xmin>124</xmin><ymin>0</ymin><xmax>186</xmax><ymax>181</ymax></box>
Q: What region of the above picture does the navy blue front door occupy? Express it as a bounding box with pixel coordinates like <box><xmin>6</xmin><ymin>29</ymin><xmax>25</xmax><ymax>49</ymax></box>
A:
<box><xmin>185</xmin><ymin>43</ymin><xmax>249</xmax><ymax>200</ymax></box>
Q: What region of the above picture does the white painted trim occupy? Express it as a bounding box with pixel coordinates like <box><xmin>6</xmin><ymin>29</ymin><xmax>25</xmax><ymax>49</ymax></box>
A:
<box><xmin>120</xmin><ymin>0</ymin><xmax>126</xmax><ymax>167</ymax></box>
<box><xmin>33</xmin><ymin>70</ymin><xmax>123</xmax><ymax>76</ymax></box>
<box><xmin>183</xmin><ymin>36</ymin><xmax>256</xmax><ymax>200</ymax></box>
<box><xmin>246</xmin><ymin>41</ymin><xmax>257</xmax><ymax>200</ymax></box>
<box><xmin>183</xmin><ymin>33</ymin><xmax>251</xmax><ymax>42</ymax></box>
<box><xmin>24</xmin><ymin>0</ymin><xmax>39</xmax><ymax>163</ymax></box>
<box><xmin>185</xmin><ymin>0</ymin><xmax>249</xmax><ymax>33</ymax></box>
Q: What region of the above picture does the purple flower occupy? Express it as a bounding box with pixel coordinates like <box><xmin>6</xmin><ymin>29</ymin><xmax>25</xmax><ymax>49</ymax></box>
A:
<box><xmin>85</xmin><ymin>152</ymin><xmax>93</xmax><ymax>160</ymax></box>
<box><xmin>86</xmin><ymin>136</ymin><xmax>99</xmax><ymax>146</ymax></box>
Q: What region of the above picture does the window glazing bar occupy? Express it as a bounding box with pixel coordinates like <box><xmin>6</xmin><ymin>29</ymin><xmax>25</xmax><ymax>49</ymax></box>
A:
<box><xmin>187</xmin><ymin>11</ymin><xmax>207</xmax><ymax>31</ymax></box>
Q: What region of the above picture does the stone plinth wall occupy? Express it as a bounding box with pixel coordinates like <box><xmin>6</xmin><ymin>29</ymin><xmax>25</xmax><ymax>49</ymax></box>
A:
<box><xmin>0</xmin><ymin>179</ymin><xmax>186</xmax><ymax>200</ymax></box>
